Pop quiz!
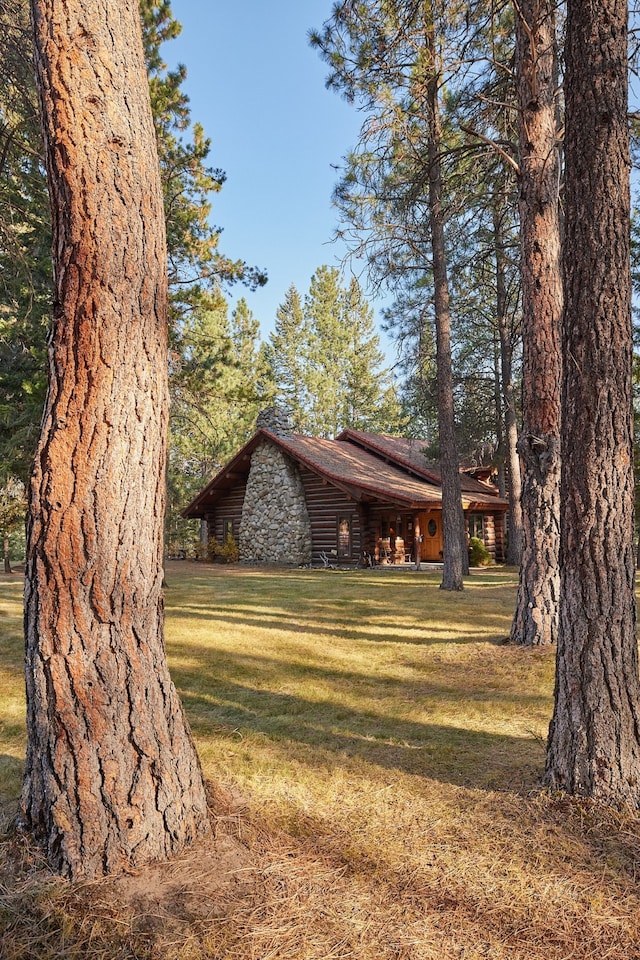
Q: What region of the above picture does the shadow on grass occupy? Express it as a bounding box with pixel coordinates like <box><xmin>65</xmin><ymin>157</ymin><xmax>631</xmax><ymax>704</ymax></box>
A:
<box><xmin>170</xmin><ymin>651</ymin><xmax>547</xmax><ymax>794</ymax></box>
<box><xmin>167</xmin><ymin>601</ymin><xmax>515</xmax><ymax>647</ymax></box>
<box><xmin>168</xmin><ymin>641</ymin><xmax>550</xmax><ymax>708</ymax></box>
<box><xmin>165</xmin><ymin>570</ymin><xmax>546</xmax><ymax>793</ymax></box>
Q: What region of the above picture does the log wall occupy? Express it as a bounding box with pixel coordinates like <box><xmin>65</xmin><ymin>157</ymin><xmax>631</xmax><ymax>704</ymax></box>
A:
<box><xmin>299</xmin><ymin>468</ymin><xmax>361</xmax><ymax>564</ymax></box>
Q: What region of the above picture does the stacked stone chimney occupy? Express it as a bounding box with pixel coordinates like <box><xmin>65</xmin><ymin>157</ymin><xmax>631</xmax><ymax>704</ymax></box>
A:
<box><xmin>255</xmin><ymin>405</ymin><xmax>294</xmax><ymax>437</ymax></box>
<box><xmin>239</xmin><ymin>407</ymin><xmax>311</xmax><ymax>565</ymax></box>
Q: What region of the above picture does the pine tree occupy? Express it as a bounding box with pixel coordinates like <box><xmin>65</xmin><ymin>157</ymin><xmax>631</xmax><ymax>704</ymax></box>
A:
<box><xmin>0</xmin><ymin>0</ymin><xmax>266</xmax><ymax>489</ymax></box>
<box><xmin>509</xmin><ymin>0</ymin><xmax>562</xmax><ymax>645</ymax></box>
<box><xmin>0</xmin><ymin>475</ymin><xmax>25</xmax><ymax>573</ymax></box>
<box><xmin>266</xmin><ymin>284</ymin><xmax>309</xmax><ymax>431</ymax></box>
<box><xmin>312</xmin><ymin>0</ymin><xmax>469</xmax><ymax>587</ymax></box>
<box><xmin>167</xmin><ymin>294</ymin><xmax>237</xmax><ymax>551</ymax></box>
<box><xmin>383</xmin><ymin>285</ymin><xmax>439</xmax><ymax>446</ymax></box>
<box><xmin>229</xmin><ymin>297</ymin><xmax>275</xmax><ymax>437</ymax></box>
<box><xmin>268</xmin><ymin>269</ymin><xmax>401</xmax><ymax>438</ymax></box>
<box><xmin>0</xmin><ymin>0</ymin><xmax>51</xmax><ymax>483</ymax></box>
<box><xmin>167</xmin><ymin>294</ymin><xmax>274</xmax><ymax>553</ymax></box>
<box><xmin>544</xmin><ymin>0</ymin><xmax>640</xmax><ymax>804</ymax></box>
<box><xmin>342</xmin><ymin>276</ymin><xmax>404</xmax><ymax>432</ymax></box>
<box><xmin>304</xmin><ymin>265</ymin><xmax>351</xmax><ymax>438</ymax></box>
<box><xmin>140</xmin><ymin>0</ymin><xmax>266</xmax><ymax>307</ymax></box>
<box><xmin>23</xmin><ymin>0</ymin><xmax>210</xmax><ymax>877</ymax></box>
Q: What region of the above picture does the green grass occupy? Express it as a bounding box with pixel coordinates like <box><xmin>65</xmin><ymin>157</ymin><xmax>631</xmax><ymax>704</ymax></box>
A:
<box><xmin>0</xmin><ymin>573</ymin><xmax>25</xmax><ymax>805</ymax></box>
<box><xmin>2</xmin><ymin>563</ymin><xmax>640</xmax><ymax>960</ymax></box>
<box><xmin>163</xmin><ymin>566</ymin><xmax>551</xmax><ymax>795</ymax></box>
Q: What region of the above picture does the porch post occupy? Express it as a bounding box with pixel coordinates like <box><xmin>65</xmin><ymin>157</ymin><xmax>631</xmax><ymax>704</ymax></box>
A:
<box><xmin>414</xmin><ymin>515</ymin><xmax>422</xmax><ymax>571</ymax></box>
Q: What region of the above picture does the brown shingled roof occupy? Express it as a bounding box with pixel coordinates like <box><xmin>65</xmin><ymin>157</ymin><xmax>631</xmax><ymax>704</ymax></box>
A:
<box><xmin>336</xmin><ymin>429</ymin><xmax>504</xmax><ymax>499</ymax></box>
<box><xmin>183</xmin><ymin>428</ymin><xmax>508</xmax><ymax>519</ymax></box>
<box><xmin>269</xmin><ymin>432</ymin><xmax>444</xmax><ymax>507</ymax></box>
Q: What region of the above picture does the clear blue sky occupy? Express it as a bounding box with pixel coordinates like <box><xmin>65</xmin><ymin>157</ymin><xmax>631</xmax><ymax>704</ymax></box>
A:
<box><xmin>167</xmin><ymin>1</ymin><xmax>392</xmax><ymax>351</ymax></box>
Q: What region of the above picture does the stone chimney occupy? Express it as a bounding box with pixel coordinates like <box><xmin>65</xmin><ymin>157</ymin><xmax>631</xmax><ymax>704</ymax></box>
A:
<box><xmin>256</xmin><ymin>405</ymin><xmax>294</xmax><ymax>437</ymax></box>
<box><xmin>240</xmin><ymin>406</ymin><xmax>312</xmax><ymax>565</ymax></box>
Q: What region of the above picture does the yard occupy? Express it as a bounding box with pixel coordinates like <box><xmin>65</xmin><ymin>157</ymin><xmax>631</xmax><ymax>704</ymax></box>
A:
<box><xmin>2</xmin><ymin>563</ymin><xmax>640</xmax><ymax>959</ymax></box>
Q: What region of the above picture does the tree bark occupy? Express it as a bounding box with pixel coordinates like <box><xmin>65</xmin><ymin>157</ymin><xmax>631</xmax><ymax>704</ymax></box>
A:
<box><xmin>509</xmin><ymin>0</ymin><xmax>562</xmax><ymax>645</ymax></box>
<box><xmin>544</xmin><ymin>0</ymin><xmax>640</xmax><ymax>804</ymax></box>
<box><xmin>494</xmin><ymin>208</ymin><xmax>522</xmax><ymax>567</ymax></box>
<box><xmin>21</xmin><ymin>0</ymin><xmax>210</xmax><ymax>877</ymax></box>
<box><xmin>425</xmin><ymin>16</ymin><xmax>467</xmax><ymax>591</ymax></box>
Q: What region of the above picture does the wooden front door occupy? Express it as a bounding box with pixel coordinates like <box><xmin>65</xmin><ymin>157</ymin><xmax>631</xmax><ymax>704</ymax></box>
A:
<box><xmin>420</xmin><ymin>510</ymin><xmax>443</xmax><ymax>561</ymax></box>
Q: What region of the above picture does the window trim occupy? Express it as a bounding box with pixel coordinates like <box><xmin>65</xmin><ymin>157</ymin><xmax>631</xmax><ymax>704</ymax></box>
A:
<box><xmin>468</xmin><ymin>513</ymin><xmax>485</xmax><ymax>541</ymax></box>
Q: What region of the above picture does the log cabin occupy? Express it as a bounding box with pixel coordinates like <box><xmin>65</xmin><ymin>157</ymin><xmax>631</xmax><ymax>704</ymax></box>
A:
<box><xmin>182</xmin><ymin>408</ymin><xmax>509</xmax><ymax>567</ymax></box>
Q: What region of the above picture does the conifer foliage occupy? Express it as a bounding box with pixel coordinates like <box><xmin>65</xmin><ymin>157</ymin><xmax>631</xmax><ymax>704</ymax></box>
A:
<box><xmin>0</xmin><ymin>0</ymin><xmax>267</xmax><ymax>554</ymax></box>
<box><xmin>0</xmin><ymin>0</ymin><xmax>51</xmax><ymax>485</ymax></box>
<box><xmin>266</xmin><ymin>267</ymin><xmax>403</xmax><ymax>438</ymax></box>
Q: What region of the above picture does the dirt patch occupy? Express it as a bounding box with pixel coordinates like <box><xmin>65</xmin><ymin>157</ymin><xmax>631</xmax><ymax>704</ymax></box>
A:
<box><xmin>108</xmin><ymin>831</ymin><xmax>254</xmax><ymax>921</ymax></box>
<box><xmin>98</xmin><ymin>783</ymin><xmax>258</xmax><ymax>926</ymax></box>
<box><xmin>0</xmin><ymin>783</ymin><xmax>263</xmax><ymax>959</ymax></box>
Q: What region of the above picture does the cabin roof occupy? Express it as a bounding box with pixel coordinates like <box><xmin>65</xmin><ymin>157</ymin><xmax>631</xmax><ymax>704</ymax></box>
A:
<box><xmin>183</xmin><ymin>428</ymin><xmax>508</xmax><ymax>519</ymax></box>
<box><xmin>336</xmin><ymin>429</ymin><xmax>501</xmax><ymax>498</ymax></box>
<box><xmin>268</xmin><ymin>431</ymin><xmax>445</xmax><ymax>507</ymax></box>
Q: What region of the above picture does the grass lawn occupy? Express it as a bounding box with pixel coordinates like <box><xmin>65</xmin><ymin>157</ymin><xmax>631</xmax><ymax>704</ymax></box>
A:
<box><xmin>2</xmin><ymin>563</ymin><xmax>640</xmax><ymax>959</ymax></box>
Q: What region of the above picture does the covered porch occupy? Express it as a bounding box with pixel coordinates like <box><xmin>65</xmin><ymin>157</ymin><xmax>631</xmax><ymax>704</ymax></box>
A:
<box><xmin>363</xmin><ymin>506</ymin><xmax>506</xmax><ymax>566</ymax></box>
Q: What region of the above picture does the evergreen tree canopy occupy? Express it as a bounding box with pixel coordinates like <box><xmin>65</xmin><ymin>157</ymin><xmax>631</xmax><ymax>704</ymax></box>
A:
<box><xmin>312</xmin><ymin>0</ymin><xmax>523</xmax><ymax>475</ymax></box>
<box><xmin>0</xmin><ymin>0</ymin><xmax>267</xmax><ymax>491</ymax></box>
<box><xmin>268</xmin><ymin>267</ymin><xmax>404</xmax><ymax>438</ymax></box>
<box><xmin>265</xmin><ymin>284</ymin><xmax>309</xmax><ymax>431</ymax></box>
<box><xmin>0</xmin><ymin>0</ymin><xmax>51</xmax><ymax>484</ymax></box>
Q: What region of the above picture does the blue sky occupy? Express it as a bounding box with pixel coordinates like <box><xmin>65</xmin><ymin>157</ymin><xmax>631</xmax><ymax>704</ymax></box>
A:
<box><xmin>167</xmin><ymin>1</ymin><xmax>393</xmax><ymax>352</ymax></box>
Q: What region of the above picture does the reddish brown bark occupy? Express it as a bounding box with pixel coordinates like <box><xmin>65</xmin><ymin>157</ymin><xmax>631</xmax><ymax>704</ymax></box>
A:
<box><xmin>544</xmin><ymin>0</ymin><xmax>640</xmax><ymax>804</ymax></box>
<box><xmin>21</xmin><ymin>0</ymin><xmax>210</xmax><ymax>876</ymax></box>
<box><xmin>425</xmin><ymin>16</ymin><xmax>467</xmax><ymax>591</ymax></box>
<box><xmin>509</xmin><ymin>0</ymin><xmax>562</xmax><ymax>645</ymax></box>
<box><xmin>494</xmin><ymin>206</ymin><xmax>522</xmax><ymax>567</ymax></box>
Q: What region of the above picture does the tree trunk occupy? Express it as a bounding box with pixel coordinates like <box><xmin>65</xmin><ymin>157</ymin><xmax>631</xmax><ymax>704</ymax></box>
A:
<box><xmin>3</xmin><ymin>530</ymin><xmax>12</xmax><ymax>573</ymax></box>
<box><xmin>493</xmin><ymin>351</ymin><xmax>506</xmax><ymax>499</ymax></box>
<box><xmin>509</xmin><ymin>0</ymin><xmax>562</xmax><ymax>645</ymax></box>
<box><xmin>21</xmin><ymin>0</ymin><xmax>210</xmax><ymax>877</ymax></box>
<box><xmin>425</xmin><ymin>16</ymin><xmax>467</xmax><ymax>591</ymax></box>
<box><xmin>544</xmin><ymin>0</ymin><xmax>640</xmax><ymax>804</ymax></box>
<box><xmin>494</xmin><ymin>208</ymin><xmax>522</xmax><ymax>567</ymax></box>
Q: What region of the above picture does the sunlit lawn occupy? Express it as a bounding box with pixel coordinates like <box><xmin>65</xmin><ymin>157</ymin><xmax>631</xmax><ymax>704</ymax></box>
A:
<box><xmin>2</xmin><ymin>563</ymin><xmax>640</xmax><ymax>960</ymax></box>
<box><xmin>164</xmin><ymin>565</ymin><xmax>550</xmax><ymax>795</ymax></box>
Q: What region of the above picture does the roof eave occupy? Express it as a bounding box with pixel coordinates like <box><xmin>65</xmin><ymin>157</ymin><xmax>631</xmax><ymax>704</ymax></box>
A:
<box><xmin>181</xmin><ymin>430</ymin><xmax>268</xmax><ymax>518</ymax></box>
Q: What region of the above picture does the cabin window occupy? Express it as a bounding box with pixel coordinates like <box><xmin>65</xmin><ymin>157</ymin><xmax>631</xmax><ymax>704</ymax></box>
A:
<box><xmin>338</xmin><ymin>517</ymin><xmax>351</xmax><ymax>558</ymax></box>
<box><xmin>468</xmin><ymin>513</ymin><xmax>484</xmax><ymax>541</ymax></box>
<box><xmin>382</xmin><ymin>516</ymin><xmax>401</xmax><ymax>546</ymax></box>
<box><xmin>225</xmin><ymin>519</ymin><xmax>234</xmax><ymax>539</ymax></box>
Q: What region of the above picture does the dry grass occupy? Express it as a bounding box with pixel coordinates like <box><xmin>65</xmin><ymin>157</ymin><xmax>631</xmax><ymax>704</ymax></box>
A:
<box><xmin>2</xmin><ymin>563</ymin><xmax>640</xmax><ymax>959</ymax></box>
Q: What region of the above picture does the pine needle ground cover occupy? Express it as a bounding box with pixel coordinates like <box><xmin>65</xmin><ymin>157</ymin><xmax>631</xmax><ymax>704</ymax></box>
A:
<box><xmin>2</xmin><ymin>563</ymin><xmax>640</xmax><ymax>959</ymax></box>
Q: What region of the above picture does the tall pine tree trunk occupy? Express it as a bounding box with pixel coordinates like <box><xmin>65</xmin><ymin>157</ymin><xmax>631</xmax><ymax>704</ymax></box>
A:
<box><xmin>544</xmin><ymin>0</ymin><xmax>640</xmax><ymax>803</ymax></box>
<box><xmin>509</xmin><ymin>0</ymin><xmax>562</xmax><ymax>645</ymax></box>
<box><xmin>425</xmin><ymin>16</ymin><xmax>467</xmax><ymax>591</ymax></box>
<box><xmin>21</xmin><ymin>0</ymin><xmax>210</xmax><ymax>877</ymax></box>
<box><xmin>494</xmin><ymin>207</ymin><xmax>522</xmax><ymax>567</ymax></box>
